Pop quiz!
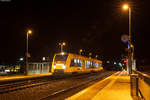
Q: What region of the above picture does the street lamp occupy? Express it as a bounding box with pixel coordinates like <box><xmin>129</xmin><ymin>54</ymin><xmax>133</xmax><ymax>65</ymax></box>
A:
<box><xmin>59</xmin><ymin>42</ymin><xmax>66</xmax><ymax>53</ymax></box>
<box><xmin>42</xmin><ymin>57</ymin><xmax>46</xmax><ymax>61</ymax></box>
<box><xmin>122</xmin><ymin>4</ymin><xmax>134</xmax><ymax>74</ymax></box>
<box><xmin>20</xmin><ymin>57</ymin><xmax>24</xmax><ymax>61</ymax></box>
<box><xmin>79</xmin><ymin>49</ymin><xmax>83</xmax><ymax>55</ymax></box>
<box><xmin>123</xmin><ymin>4</ymin><xmax>131</xmax><ymax>42</ymax></box>
<box><xmin>25</xmin><ymin>29</ymin><xmax>32</xmax><ymax>75</ymax></box>
<box><xmin>123</xmin><ymin>4</ymin><xmax>129</xmax><ymax>10</ymax></box>
<box><xmin>95</xmin><ymin>55</ymin><xmax>98</xmax><ymax>59</ymax></box>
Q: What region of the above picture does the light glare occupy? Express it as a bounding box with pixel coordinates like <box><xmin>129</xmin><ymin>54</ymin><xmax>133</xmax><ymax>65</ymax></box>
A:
<box><xmin>54</xmin><ymin>65</ymin><xmax>56</xmax><ymax>69</ymax></box>
<box><xmin>62</xmin><ymin>65</ymin><xmax>66</xmax><ymax>69</ymax></box>
<box><xmin>123</xmin><ymin>4</ymin><xmax>129</xmax><ymax>10</ymax></box>
<box><xmin>80</xmin><ymin>49</ymin><xmax>83</xmax><ymax>52</ymax></box>
<box><xmin>20</xmin><ymin>57</ymin><xmax>24</xmax><ymax>61</ymax></box>
<box><xmin>28</xmin><ymin>30</ymin><xmax>32</xmax><ymax>34</ymax></box>
<box><xmin>42</xmin><ymin>57</ymin><xmax>46</xmax><ymax>61</ymax></box>
<box><xmin>62</xmin><ymin>42</ymin><xmax>66</xmax><ymax>46</ymax></box>
<box><xmin>61</xmin><ymin>52</ymin><xmax>64</xmax><ymax>55</ymax></box>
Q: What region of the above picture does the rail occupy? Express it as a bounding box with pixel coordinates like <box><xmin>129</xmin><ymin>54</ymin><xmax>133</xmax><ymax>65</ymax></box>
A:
<box><xmin>40</xmin><ymin>71</ymin><xmax>114</xmax><ymax>100</ymax></box>
<box><xmin>133</xmin><ymin>70</ymin><xmax>150</xmax><ymax>100</ymax></box>
<box><xmin>0</xmin><ymin>72</ymin><xmax>108</xmax><ymax>94</ymax></box>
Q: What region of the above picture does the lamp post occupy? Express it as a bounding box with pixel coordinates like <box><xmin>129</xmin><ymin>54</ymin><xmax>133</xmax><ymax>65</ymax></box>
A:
<box><xmin>25</xmin><ymin>30</ymin><xmax>32</xmax><ymax>75</ymax></box>
<box><xmin>123</xmin><ymin>4</ymin><xmax>134</xmax><ymax>74</ymax></box>
<box><xmin>123</xmin><ymin>4</ymin><xmax>131</xmax><ymax>42</ymax></box>
<box><xmin>59</xmin><ymin>42</ymin><xmax>66</xmax><ymax>53</ymax></box>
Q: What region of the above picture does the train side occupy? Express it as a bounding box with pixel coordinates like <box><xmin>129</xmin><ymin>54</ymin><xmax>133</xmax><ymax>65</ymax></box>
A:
<box><xmin>51</xmin><ymin>52</ymin><xmax>103</xmax><ymax>74</ymax></box>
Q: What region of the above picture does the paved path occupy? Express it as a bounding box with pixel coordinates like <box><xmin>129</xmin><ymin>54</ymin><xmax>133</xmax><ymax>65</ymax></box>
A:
<box><xmin>66</xmin><ymin>71</ymin><xmax>133</xmax><ymax>100</ymax></box>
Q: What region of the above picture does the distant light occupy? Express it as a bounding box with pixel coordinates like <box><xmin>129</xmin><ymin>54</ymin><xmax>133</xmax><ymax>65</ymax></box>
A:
<box><xmin>59</xmin><ymin>42</ymin><xmax>66</xmax><ymax>46</ymax></box>
<box><xmin>61</xmin><ymin>52</ymin><xmax>65</xmax><ymax>55</ymax></box>
<box><xmin>114</xmin><ymin>62</ymin><xmax>117</xmax><ymax>65</ymax></box>
<box><xmin>5</xmin><ymin>69</ymin><xmax>10</xmax><ymax>73</ymax></box>
<box><xmin>89</xmin><ymin>53</ymin><xmax>92</xmax><ymax>56</ymax></box>
<box><xmin>124</xmin><ymin>60</ymin><xmax>127</xmax><ymax>63</ymax></box>
<box><xmin>62</xmin><ymin>42</ymin><xmax>66</xmax><ymax>46</ymax></box>
<box><xmin>131</xmin><ymin>44</ymin><xmax>134</xmax><ymax>48</ymax></box>
<box><xmin>20</xmin><ymin>57</ymin><xmax>24</xmax><ymax>61</ymax></box>
<box><xmin>96</xmin><ymin>55</ymin><xmax>98</xmax><ymax>59</ymax></box>
<box><xmin>42</xmin><ymin>57</ymin><xmax>46</xmax><ymax>61</ymax></box>
<box><xmin>106</xmin><ymin>61</ymin><xmax>110</xmax><ymax>63</ymax></box>
<box><xmin>28</xmin><ymin>30</ymin><xmax>32</xmax><ymax>34</ymax></box>
<box><xmin>123</xmin><ymin>4</ymin><xmax>129</xmax><ymax>10</ymax></box>
<box><xmin>80</xmin><ymin>49</ymin><xmax>83</xmax><ymax>52</ymax></box>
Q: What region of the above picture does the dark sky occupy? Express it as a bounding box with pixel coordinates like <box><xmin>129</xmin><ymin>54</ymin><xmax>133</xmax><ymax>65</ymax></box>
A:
<box><xmin>0</xmin><ymin>0</ymin><xmax>150</xmax><ymax>64</ymax></box>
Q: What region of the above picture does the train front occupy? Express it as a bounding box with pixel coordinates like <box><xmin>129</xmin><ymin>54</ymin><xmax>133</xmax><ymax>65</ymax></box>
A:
<box><xmin>51</xmin><ymin>52</ymin><xmax>68</xmax><ymax>74</ymax></box>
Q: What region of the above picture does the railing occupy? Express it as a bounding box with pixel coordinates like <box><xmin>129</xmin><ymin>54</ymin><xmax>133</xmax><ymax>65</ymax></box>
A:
<box><xmin>132</xmin><ymin>70</ymin><xmax>150</xmax><ymax>100</ymax></box>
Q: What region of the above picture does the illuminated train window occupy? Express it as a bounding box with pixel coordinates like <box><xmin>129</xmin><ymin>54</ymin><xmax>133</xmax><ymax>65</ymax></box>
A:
<box><xmin>85</xmin><ymin>61</ymin><xmax>99</xmax><ymax>68</ymax></box>
<box><xmin>70</xmin><ymin>58</ymin><xmax>82</xmax><ymax>67</ymax></box>
<box><xmin>85</xmin><ymin>61</ymin><xmax>91</xmax><ymax>68</ymax></box>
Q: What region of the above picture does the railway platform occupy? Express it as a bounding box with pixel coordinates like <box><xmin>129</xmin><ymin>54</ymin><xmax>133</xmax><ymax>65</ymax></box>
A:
<box><xmin>0</xmin><ymin>73</ymin><xmax>52</xmax><ymax>82</ymax></box>
<box><xmin>66</xmin><ymin>70</ymin><xmax>133</xmax><ymax>100</ymax></box>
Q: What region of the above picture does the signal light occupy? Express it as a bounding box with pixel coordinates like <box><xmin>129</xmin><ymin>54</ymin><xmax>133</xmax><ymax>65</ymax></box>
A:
<box><xmin>124</xmin><ymin>60</ymin><xmax>127</xmax><ymax>63</ymax></box>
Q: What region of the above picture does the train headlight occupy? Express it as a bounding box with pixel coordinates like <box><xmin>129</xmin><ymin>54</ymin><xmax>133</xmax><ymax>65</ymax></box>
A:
<box><xmin>54</xmin><ymin>65</ymin><xmax>56</xmax><ymax>69</ymax></box>
<box><xmin>62</xmin><ymin>65</ymin><xmax>66</xmax><ymax>69</ymax></box>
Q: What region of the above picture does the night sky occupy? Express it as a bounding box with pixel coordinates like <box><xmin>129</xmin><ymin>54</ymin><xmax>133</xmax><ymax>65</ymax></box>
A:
<box><xmin>0</xmin><ymin>0</ymin><xmax>150</xmax><ymax>64</ymax></box>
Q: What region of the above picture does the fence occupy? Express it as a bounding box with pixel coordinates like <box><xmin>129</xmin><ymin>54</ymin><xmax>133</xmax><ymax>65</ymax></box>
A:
<box><xmin>132</xmin><ymin>70</ymin><xmax>150</xmax><ymax>100</ymax></box>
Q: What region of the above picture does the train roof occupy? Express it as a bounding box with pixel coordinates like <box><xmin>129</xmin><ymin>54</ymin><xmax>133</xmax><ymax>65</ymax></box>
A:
<box><xmin>55</xmin><ymin>52</ymin><xmax>102</xmax><ymax>62</ymax></box>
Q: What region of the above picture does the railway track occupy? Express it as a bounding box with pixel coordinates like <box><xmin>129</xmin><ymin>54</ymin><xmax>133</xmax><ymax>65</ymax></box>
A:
<box><xmin>0</xmin><ymin>72</ymin><xmax>109</xmax><ymax>94</ymax></box>
<box><xmin>0</xmin><ymin>77</ymin><xmax>51</xmax><ymax>94</ymax></box>
<box><xmin>40</xmin><ymin>71</ymin><xmax>114</xmax><ymax>100</ymax></box>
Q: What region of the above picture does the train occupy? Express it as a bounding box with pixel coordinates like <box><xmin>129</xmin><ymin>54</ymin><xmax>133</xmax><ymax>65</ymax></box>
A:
<box><xmin>51</xmin><ymin>52</ymin><xmax>103</xmax><ymax>74</ymax></box>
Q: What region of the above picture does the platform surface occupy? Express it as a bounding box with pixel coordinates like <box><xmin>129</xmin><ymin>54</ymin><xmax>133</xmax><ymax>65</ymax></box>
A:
<box><xmin>66</xmin><ymin>71</ymin><xmax>133</xmax><ymax>100</ymax></box>
<box><xmin>0</xmin><ymin>73</ymin><xmax>52</xmax><ymax>82</ymax></box>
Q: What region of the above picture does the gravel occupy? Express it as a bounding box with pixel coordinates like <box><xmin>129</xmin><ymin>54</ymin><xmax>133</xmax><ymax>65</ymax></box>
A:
<box><xmin>0</xmin><ymin>71</ymin><xmax>113</xmax><ymax>100</ymax></box>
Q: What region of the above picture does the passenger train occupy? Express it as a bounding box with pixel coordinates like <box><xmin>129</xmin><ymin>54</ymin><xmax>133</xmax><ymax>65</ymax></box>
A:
<box><xmin>51</xmin><ymin>52</ymin><xmax>103</xmax><ymax>74</ymax></box>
